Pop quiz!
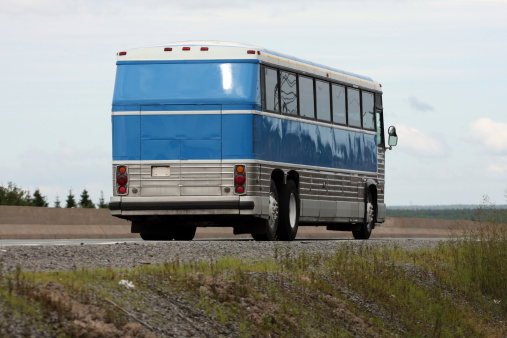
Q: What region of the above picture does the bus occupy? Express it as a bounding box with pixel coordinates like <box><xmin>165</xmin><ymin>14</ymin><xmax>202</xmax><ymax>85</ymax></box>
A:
<box><xmin>109</xmin><ymin>41</ymin><xmax>398</xmax><ymax>241</ymax></box>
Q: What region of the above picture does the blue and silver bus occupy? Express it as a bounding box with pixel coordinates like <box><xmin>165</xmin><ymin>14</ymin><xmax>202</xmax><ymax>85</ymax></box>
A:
<box><xmin>109</xmin><ymin>41</ymin><xmax>398</xmax><ymax>241</ymax></box>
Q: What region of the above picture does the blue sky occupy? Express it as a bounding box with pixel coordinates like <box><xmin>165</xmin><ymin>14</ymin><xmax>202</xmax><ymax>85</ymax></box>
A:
<box><xmin>1</xmin><ymin>0</ymin><xmax>506</xmax><ymax>206</ymax></box>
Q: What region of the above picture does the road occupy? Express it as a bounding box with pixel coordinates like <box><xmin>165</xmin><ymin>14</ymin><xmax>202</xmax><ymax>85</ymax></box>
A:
<box><xmin>0</xmin><ymin>237</ymin><xmax>447</xmax><ymax>247</ymax></box>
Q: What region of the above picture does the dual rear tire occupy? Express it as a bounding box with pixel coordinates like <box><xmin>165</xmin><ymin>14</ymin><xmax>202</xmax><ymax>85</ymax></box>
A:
<box><xmin>252</xmin><ymin>179</ymin><xmax>299</xmax><ymax>241</ymax></box>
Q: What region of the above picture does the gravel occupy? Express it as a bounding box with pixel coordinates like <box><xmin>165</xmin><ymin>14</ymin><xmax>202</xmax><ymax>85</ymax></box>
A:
<box><xmin>0</xmin><ymin>239</ymin><xmax>444</xmax><ymax>337</ymax></box>
<box><xmin>0</xmin><ymin>239</ymin><xmax>442</xmax><ymax>273</ymax></box>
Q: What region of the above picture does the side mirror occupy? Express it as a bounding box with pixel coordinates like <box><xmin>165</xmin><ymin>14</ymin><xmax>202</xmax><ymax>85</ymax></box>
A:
<box><xmin>388</xmin><ymin>126</ymin><xmax>398</xmax><ymax>148</ymax></box>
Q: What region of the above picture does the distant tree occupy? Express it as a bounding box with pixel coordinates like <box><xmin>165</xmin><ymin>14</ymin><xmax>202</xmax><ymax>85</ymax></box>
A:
<box><xmin>79</xmin><ymin>189</ymin><xmax>95</xmax><ymax>209</ymax></box>
<box><xmin>31</xmin><ymin>189</ymin><xmax>48</xmax><ymax>207</ymax></box>
<box><xmin>98</xmin><ymin>191</ymin><xmax>109</xmax><ymax>209</ymax></box>
<box><xmin>65</xmin><ymin>190</ymin><xmax>77</xmax><ymax>208</ymax></box>
<box><xmin>0</xmin><ymin>182</ymin><xmax>32</xmax><ymax>206</ymax></box>
<box><xmin>54</xmin><ymin>195</ymin><xmax>61</xmax><ymax>208</ymax></box>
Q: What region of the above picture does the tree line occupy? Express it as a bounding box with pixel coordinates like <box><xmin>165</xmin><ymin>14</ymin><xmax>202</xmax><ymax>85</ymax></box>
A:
<box><xmin>0</xmin><ymin>182</ymin><xmax>108</xmax><ymax>209</ymax></box>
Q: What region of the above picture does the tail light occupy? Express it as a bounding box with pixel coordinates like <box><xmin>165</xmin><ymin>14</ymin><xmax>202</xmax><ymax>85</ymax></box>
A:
<box><xmin>116</xmin><ymin>165</ymin><xmax>128</xmax><ymax>195</ymax></box>
<box><xmin>234</xmin><ymin>165</ymin><xmax>246</xmax><ymax>195</ymax></box>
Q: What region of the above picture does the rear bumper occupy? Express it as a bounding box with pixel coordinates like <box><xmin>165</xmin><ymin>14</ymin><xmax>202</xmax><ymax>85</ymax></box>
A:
<box><xmin>109</xmin><ymin>196</ymin><xmax>261</xmax><ymax>217</ymax></box>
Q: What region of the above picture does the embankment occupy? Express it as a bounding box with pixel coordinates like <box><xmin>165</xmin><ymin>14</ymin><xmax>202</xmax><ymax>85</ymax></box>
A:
<box><xmin>0</xmin><ymin>205</ymin><xmax>470</xmax><ymax>239</ymax></box>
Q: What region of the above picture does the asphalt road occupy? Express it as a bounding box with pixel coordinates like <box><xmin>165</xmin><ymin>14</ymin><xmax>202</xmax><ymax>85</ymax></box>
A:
<box><xmin>0</xmin><ymin>237</ymin><xmax>447</xmax><ymax>247</ymax></box>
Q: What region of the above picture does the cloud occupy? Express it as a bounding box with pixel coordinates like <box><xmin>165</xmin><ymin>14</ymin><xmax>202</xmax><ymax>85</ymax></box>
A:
<box><xmin>466</xmin><ymin>118</ymin><xmax>507</xmax><ymax>154</ymax></box>
<box><xmin>407</xmin><ymin>96</ymin><xmax>434</xmax><ymax>112</ymax></box>
<box><xmin>395</xmin><ymin>124</ymin><xmax>449</xmax><ymax>158</ymax></box>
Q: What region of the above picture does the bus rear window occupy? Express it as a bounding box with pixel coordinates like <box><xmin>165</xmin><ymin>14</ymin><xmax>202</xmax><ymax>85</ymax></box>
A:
<box><xmin>113</xmin><ymin>62</ymin><xmax>259</xmax><ymax>106</ymax></box>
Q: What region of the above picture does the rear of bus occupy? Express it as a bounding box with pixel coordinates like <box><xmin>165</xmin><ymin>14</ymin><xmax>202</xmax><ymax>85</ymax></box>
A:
<box><xmin>109</xmin><ymin>43</ymin><xmax>264</xmax><ymax>236</ymax></box>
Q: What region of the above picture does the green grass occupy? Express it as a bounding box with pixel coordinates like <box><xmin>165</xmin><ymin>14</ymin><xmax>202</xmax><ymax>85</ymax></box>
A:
<box><xmin>0</xmin><ymin>207</ymin><xmax>506</xmax><ymax>336</ymax></box>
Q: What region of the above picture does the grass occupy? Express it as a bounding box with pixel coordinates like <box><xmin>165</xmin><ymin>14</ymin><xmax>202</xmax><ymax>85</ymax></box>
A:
<box><xmin>0</xmin><ymin>202</ymin><xmax>505</xmax><ymax>336</ymax></box>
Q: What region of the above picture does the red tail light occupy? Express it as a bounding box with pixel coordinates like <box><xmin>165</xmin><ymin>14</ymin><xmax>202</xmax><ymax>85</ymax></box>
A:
<box><xmin>201</xmin><ymin>47</ymin><xmax>209</xmax><ymax>51</ymax></box>
<box><xmin>164</xmin><ymin>47</ymin><xmax>172</xmax><ymax>51</ymax></box>
<box><xmin>118</xmin><ymin>51</ymin><xmax>127</xmax><ymax>56</ymax></box>
<box><xmin>182</xmin><ymin>47</ymin><xmax>190</xmax><ymax>51</ymax></box>
<box><xmin>234</xmin><ymin>165</ymin><xmax>246</xmax><ymax>195</ymax></box>
<box><xmin>116</xmin><ymin>165</ymin><xmax>129</xmax><ymax>195</ymax></box>
<box><xmin>234</xmin><ymin>174</ymin><xmax>246</xmax><ymax>185</ymax></box>
<box><xmin>117</xmin><ymin>174</ymin><xmax>128</xmax><ymax>186</ymax></box>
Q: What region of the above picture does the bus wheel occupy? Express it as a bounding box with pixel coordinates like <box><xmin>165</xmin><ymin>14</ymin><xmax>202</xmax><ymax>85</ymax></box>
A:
<box><xmin>353</xmin><ymin>190</ymin><xmax>374</xmax><ymax>240</ymax></box>
<box><xmin>140</xmin><ymin>233</ymin><xmax>173</xmax><ymax>241</ymax></box>
<box><xmin>277</xmin><ymin>180</ymin><xmax>299</xmax><ymax>241</ymax></box>
<box><xmin>173</xmin><ymin>226</ymin><xmax>197</xmax><ymax>241</ymax></box>
<box><xmin>264</xmin><ymin>180</ymin><xmax>279</xmax><ymax>241</ymax></box>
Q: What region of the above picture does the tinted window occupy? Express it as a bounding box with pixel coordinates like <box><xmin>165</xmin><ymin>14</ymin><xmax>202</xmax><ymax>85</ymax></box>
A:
<box><xmin>347</xmin><ymin>88</ymin><xmax>361</xmax><ymax>127</ymax></box>
<box><xmin>376</xmin><ymin>110</ymin><xmax>384</xmax><ymax>146</ymax></box>
<box><xmin>280</xmin><ymin>71</ymin><xmax>298</xmax><ymax>115</ymax></box>
<box><xmin>362</xmin><ymin>91</ymin><xmax>375</xmax><ymax>130</ymax></box>
<box><xmin>315</xmin><ymin>80</ymin><xmax>331</xmax><ymax>121</ymax></box>
<box><xmin>264</xmin><ymin>67</ymin><xmax>279</xmax><ymax>112</ymax></box>
<box><xmin>299</xmin><ymin>76</ymin><xmax>315</xmax><ymax>118</ymax></box>
<box><xmin>332</xmin><ymin>84</ymin><xmax>346</xmax><ymax>125</ymax></box>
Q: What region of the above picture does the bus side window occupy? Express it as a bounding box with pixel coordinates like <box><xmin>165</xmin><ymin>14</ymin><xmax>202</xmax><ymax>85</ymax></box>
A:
<box><xmin>376</xmin><ymin>110</ymin><xmax>385</xmax><ymax>146</ymax></box>
<box><xmin>362</xmin><ymin>91</ymin><xmax>375</xmax><ymax>130</ymax></box>
<box><xmin>316</xmin><ymin>80</ymin><xmax>331</xmax><ymax>121</ymax></box>
<box><xmin>263</xmin><ymin>67</ymin><xmax>280</xmax><ymax>112</ymax></box>
<box><xmin>280</xmin><ymin>71</ymin><xmax>298</xmax><ymax>115</ymax></box>
<box><xmin>299</xmin><ymin>75</ymin><xmax>315</xmax><ymax>119</ymax></box>
<box><xmin>347</xmin><ymin>87</ymin><xmax>361</xmax><ymax>128</ymax></box>
<box><xmin>332</xmin><ymin>84</ymin><xmax>346</xmax><ymax>125</ymax></box>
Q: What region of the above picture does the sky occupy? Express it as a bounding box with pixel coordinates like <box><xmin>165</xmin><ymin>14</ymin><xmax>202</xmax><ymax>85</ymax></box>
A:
<box><xmin>1</xmin><ymin>0</ymin><xmax>506</xmax><ymax>207</ymax></box>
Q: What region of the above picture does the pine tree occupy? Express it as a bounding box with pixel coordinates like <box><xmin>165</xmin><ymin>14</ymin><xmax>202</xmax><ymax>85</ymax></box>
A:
<box><xmin>32</xmin><ymin>189</ymin><xmax>48</xmax><ymax>207</ymax></box>
<box><xmin>79</xmin><ymin>189</ymin><xmax>95</xmax><ymax>208</ymax></box>
<box><xmin>54</xmin><ymin>195</ymin><xmax>61</xmax><ymax>208</ymax></box>
<box><xmin>65</xmin><ymin>190</ymin><xmax>77</xmax><ymax>208</ymax></box>
<box><xmin>0</xmin><ymin>182</ymin><xmax>32</xmax><ymax>206</ymax></box>
<box><xmin>98</xmin><ymin>191</ymin><xmax>109</xmax><ymax>209</ymax></box>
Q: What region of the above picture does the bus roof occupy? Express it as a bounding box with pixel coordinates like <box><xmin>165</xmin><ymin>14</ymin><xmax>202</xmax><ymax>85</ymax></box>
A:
<box><xmin>117</xmin><ymin>41</ymin><xmax>381</xmax><ymax>91</ymax></box>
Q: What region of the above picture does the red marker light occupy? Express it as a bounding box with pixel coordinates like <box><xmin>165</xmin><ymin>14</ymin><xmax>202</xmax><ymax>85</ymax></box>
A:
<box><xmin>247</xmin><ymin>50</ymin><xmax>255</xmax><ymax>54</ymax></box>
<box><xmin>164</xmin><ymin>47</ymin><xmax>172</xmax><ymax>51</ymax></box>
<box><xmin>118</xmin><ymin>51</ymin><xmax>127</xmax><ymax>56</ymax></box>
<box><xmin>201</xmin><ymin>47</ymin><xmax>209</xmax><ymax>51</ymax></box>
<box><xmin>182</xmin><ymin>47</ymin><xmax>190</xmax><ymax>51</ymax></box>
<box><xmin>118</xmin><ymin>186</ymin><xmax>126</xmax><ymax>194</ymax></box>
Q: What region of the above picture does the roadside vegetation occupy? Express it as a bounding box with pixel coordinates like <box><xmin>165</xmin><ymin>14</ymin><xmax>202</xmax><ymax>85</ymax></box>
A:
<box><xmin>1</xmin><ymin>215</ymin><xmax>506</xmax><ymax>336</ymax></box>
<box><xmin>0</xmin><ymin>196</ymin><xmax>505</xmax><ymax>336</ymax></box>
<box><xmin>0</xmin><ymin>182</ymin><xmax>108</xmax><ymax>209</ymax></box>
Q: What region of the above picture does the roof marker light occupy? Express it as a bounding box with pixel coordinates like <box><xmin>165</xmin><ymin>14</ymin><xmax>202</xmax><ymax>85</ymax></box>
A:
<box><xmin>182</xmin><ymin>47</ymin><xmax>190</xmax><ymax>51</ymax></box>
<box><xmin>200</xmin><ymin>47</ymin><xmax>209</xmax><ymax>51</ymax></box>
<box><xmin>247</xmin><ymin>50</ymin><xmax>255</xmax><ymax>54</ymax></box>
<box><xmin>118</xmin><ymin>52</ymin><xmax>127</xmax><ymax>56</ymax></box>
<box><xmin>164</xmin><ymin>47</ymin><xmax>172</xmax><ymax>51</ymax></box>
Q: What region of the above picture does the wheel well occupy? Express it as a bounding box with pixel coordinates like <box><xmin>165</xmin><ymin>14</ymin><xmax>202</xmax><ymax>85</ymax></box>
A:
<box><xmin>367</xmin><ymin>184</ymin><xmax>378</xmax><ymax>221</ymax></box>
<box><xmin>271</xmin><ymin>169</ymin><xmax>299</xmax><ymax>193</ymax></box>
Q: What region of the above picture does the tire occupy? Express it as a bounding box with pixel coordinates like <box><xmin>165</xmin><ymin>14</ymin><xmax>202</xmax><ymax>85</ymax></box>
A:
<box><xmin>173</xmin><ymin>226</ymin><xmax>197</xmax><ymax>241</ymax></box>
<box><xmin>277</xmin><ymin>180</ymin><xmax>300</xmax><ymax>241</ymax></box>
<box><xmin>353</xmin><ymin>189</ymin><xmax>375</xmax><ymax>240</ymax></box>
<box><xmin>263</xmin><ymin>180</ymin><xmax>280</xmax><ymax>241</ymax></box>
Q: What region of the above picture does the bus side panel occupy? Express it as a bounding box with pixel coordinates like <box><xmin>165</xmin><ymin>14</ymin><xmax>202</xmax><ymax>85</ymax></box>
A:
<box><xmin>253</xmin><ymin>115</ymin><xmax>377</xmax><ymax>172</ymax></box>
<box><xmin>112</xmin><ymin>115</ymin><xmax>140</xmax><ymax>161</ymax></box>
